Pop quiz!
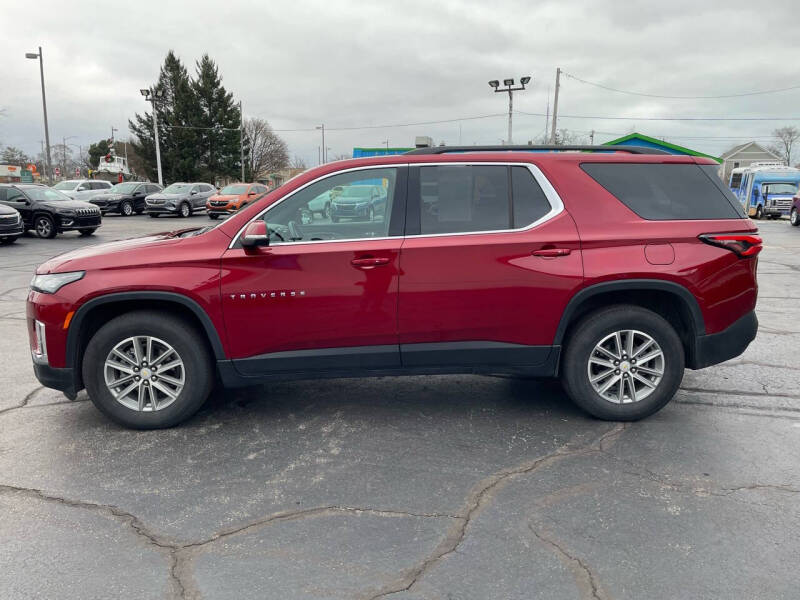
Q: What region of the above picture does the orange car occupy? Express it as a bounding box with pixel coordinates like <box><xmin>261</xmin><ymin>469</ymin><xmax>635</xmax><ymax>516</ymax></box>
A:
<box><xmin>206</xmin><ymin>183</ymin><xmax>269</xmax><ymax>219</ymax></box>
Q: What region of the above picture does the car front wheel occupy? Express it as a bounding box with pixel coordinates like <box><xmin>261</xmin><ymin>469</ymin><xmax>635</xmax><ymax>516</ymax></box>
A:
<box><xmin>82</xmin><ymin>311</ymin><xmax>214</xmax><ymax>429</ymax></box>
<box><xmin>791</xmin><ymin>208</ymin><xmax>800</xmax><ymax>226</ymax></box>
<box><xmin>35</xmin><ymin>215</ymin><xmax>57</xmax><ymax>239</ymax></box>
<box><xmin>561</xmin><ymin>305</ymin><xmax>684</xmax><ymax>421</ymax></box>
<box><xmin>121</xmin><ymin>200</ymin><xmax>133</xmax><ymax>216</ymax></box>
<box><xmin>179</xmin><ymin>202</ymin><xmax>191</xmax><ymax>218</ymax></box>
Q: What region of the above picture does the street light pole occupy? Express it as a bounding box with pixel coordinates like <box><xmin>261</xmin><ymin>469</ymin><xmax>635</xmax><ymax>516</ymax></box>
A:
<box><xmin>488</xmin><ymin>76</ymin><xmax>532</xmax><ymax>145</ymax></box>
<box><xmin>239</xmin><ymin>100</ymin><xmax>245</xmax><ymax>182</ymax></box>
<box><xmin>316</xmin><ymin>125</ymin><xmax>325</xmax><ymax>163</ymax></box>
<box><xmin>140</xmin><ymin>88</ymin><xmax>164</xmax><ymax>185</ymax></box>
<box><xmin>26</xmin><ymin>47</ymin><xmax>52</xmax><ymax>184</ymax></box>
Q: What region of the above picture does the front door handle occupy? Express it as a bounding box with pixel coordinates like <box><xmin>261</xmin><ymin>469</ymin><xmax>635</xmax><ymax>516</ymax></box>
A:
<box><xmin>351</xmin><ymin>257</ymin><xmax>391</xmax><ymax>268</ymax></box>
<box><xmin>532</xmin><ymin>248</ymin><xmax>572</xmax><ymax>257</ymax></box>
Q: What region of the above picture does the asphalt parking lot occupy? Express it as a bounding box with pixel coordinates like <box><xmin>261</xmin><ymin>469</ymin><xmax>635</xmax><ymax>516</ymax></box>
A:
<box><xmin>1</xmin><ymin>214</ymin><xmax>799</xmax><ymax>599</ymax></box>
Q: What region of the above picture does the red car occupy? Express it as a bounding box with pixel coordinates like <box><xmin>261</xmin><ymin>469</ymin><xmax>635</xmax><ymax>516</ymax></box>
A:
<box><xmin>27</xmin><ymin>145</ymin><xmax>760</xmax><ymax>428</ymax></box>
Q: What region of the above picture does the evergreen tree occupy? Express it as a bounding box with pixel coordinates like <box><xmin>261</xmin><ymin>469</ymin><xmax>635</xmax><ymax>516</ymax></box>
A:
<box><xmin>87</xmin><ymin>139</ymin><xmax>110</xmax><ymax>170</ymax></box>
<box><xmin>191</xmin><ymin>54</ymin><xmax>242</xmax><ymax>182</ymax></box>
<box><xmin>129</xmin><ymin>51</ymin><xmax>200</xmax><ymax>182</ymax></box>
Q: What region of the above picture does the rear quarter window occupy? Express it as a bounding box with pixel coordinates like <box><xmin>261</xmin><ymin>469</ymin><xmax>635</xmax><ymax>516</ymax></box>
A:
<box><xmin>581</xmin><ymin>163</ymin><xmax>745</xmax><ymax>220</ymax></box>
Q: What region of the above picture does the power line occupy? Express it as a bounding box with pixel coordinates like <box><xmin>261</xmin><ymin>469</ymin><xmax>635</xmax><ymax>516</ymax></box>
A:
<box><xmin>516</xmin><ymin>110</ymin><xmax>800</xmax><ymax>122</ymax></box>
<box><xmin>562</xmin><ymin>71</ymin><xmax>800</xmax><ymax>99</ymax></box>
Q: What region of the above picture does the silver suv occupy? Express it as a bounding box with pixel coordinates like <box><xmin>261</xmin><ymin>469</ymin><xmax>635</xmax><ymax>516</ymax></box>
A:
<box><xmin>145</xmin><ymin>182</ymin><xmax>216</xmax><ymax>218</ymax></box>
<box><xmin>52</xmin><ymin>179</ymin><xmax>113</xmax><ymax>201</ymax></box>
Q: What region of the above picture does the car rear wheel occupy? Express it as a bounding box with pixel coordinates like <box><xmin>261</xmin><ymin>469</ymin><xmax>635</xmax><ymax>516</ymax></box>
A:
<box><xmin>79</xmin><ymin>229</ymin><xmax>97</xmax><ymax>236</ymax></box>
<box><xmin>121</xmin><ymin>200</ymin><xmax>133</xmax><ymax>216</ymax></box>
<box><xmin>149</xmin><ymin>213</ymin><xmax>159</xmax><ymax>218</ymax></box>
<box><xmin>35</xmin><ymin>215</ymin><xmax>57</xmax><ymax>239</ymax></box>
<box><xmin>82</xmin><ymin>311</ymin><xmax>214</xmax><ymax>429</ymax></box>
<box><xmin>0</xmin><ymin>237</ymin><xmax>18</xmax><ymax>245</ymax></box>
<box><xmin>791</xmin><ymin>208</ymin><xmax>800</xmax><ymax>226</ymax></box>
<box><xmin>561</xmin><ymin>305</ymin><xmax>684</xmax><ymax>421</ymax></box>
<box><xmin>323</xmin><ymin>203</ymin><xmax>331</xmax><ymax>219</ymax></box>
<box><xmin>179</xmin><ymin>202</ymin><xmax>191</xmax><ymax>218</ymax></box>
<box><xmin>754</xmin><ymin>204</ymin><xmax>764</xmax><ymax>219</ymax></box>
<box><xmin>209</xmin><ymin>213</ymin><xmax>219</xmax><ymax>220</ymax></box>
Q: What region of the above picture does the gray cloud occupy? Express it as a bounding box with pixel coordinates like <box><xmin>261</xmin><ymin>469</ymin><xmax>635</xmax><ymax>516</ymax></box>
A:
<box><xmin>2</xmin><ymin>0</ymin><xmax>800</xmax><ymax>168</ymax></box>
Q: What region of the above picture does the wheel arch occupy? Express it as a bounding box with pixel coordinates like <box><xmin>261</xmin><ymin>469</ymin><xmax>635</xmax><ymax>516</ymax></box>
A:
<box><xmin>554</xmin><ymin>280</ymin><xmax>705</xmax><ymax>368</ymax></box>
<box><xmin>66</xmin><ymin>292</ymin><xmax>226</xmax><ymax>388</ymax></box>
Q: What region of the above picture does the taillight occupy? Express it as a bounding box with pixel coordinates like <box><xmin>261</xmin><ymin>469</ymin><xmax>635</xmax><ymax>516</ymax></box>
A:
<box><xmin>699</xmin><ymin>233</ymin><xmax>762</xmax><ymax>258</ymax></box>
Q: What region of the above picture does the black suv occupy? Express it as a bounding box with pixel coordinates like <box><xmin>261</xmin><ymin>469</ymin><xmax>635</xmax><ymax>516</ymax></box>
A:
<box><xmin>90</xmin><ymin>182</ymin><xmax>163</xmax><ymax>216</ymax></box>
<box><xmin>0</xmin><ymin>184</ymin><xmax>102</xmax><ymax>238</ymax></box>
<box><xmin>0</xmin><ymin>204</ymin><xmax>23</xmax><ymax>244</ymax></box>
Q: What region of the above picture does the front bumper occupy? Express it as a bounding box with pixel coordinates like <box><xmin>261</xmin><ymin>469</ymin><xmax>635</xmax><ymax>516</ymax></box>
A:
<box><xmin>58</xmin><ymin>215</ymin><xmax>102</xmax><ymax>231</ymax></box>
<box><xmin>691</xmin><ymin>310</ymin><xmax>758</xmax><ymax>369</ymax></box>
<box><xmin>32</xmin><ymin>361</ymin><xmax>79</xmax><ymax>397</ymax></box>
<box><xmin>0</xmin><ymin>223</ymin><xmax>24</xmax><ymax>238</ymax></box>
<box><xmin>331</xmin><ymin>203</ymin><xmax>370</xmax><ymax>218</ymax></box>
<box><xmin>146</xmin><ymin>204</ymin><xmax>179</xmax><ymax>214</ymax></box>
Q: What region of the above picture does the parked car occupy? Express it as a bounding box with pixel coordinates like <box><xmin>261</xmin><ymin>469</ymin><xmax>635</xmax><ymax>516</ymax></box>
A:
<box><xmin>0</xmin><ymin>183</ymin><xmax>101</xmax><ymax>238</ymax></box>
<box><xmin>90</xmin><ymin>182</ymin><xmax>163</xmax><ymax>216</ymax></box>
<box><xmin>52</xmin><ymin>179</ymin><xmax>113</xmax><ymax>201</ymax></box>
<box><xmin>790</xmin><ymin>192</ymin><xmax>800</xmax><ymax>226</ymax></box>
<box><xmin>27</xmin><ymin>145</ymin><xmax>760</xmax><ymax>429</ymax></box>
<box><xmin>145</xmin><ymin>182</ymin><xmax>216</xmax><ymax>218</ymax></box>
<box><xmin>330</xmin><ymin>184</ymin><xmax>387</xmax><ymax>222</ymax></box>
<box><xmin>206</xmin><ymin>183</ymin><xmax>268</xmax><ymax>219</ymax></box>
<box><xmin>0</xmin><ymin>204</ymin><xmax>24</xmax><ymax>244</ymax></box>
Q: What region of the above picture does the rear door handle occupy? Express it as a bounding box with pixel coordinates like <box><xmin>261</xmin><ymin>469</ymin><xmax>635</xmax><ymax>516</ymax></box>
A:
<box><xmin>351</xmin><ymin>257</ymin><xmax>391</xmax><ymax>268</ymax></box>
<box><xmin>532</xmin><ymin>248</ymin><xmax>572</xmax><ymax>257</ymax></box>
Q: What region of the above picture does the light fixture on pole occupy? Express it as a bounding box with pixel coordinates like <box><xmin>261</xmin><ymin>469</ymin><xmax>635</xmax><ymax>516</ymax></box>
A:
<box><xmin>140</xmin><ymin>88</ymin><xmax>164</xmax><ymax>185</ymax></box>
<box><xmin>26</xmin><ymin>47</ymin><xmax>53</xmax><ymax>184</ymax></box>
<box><xmin>488</xmin><ymin>75</ymin><xmax>532</xmax><ymax>144</ymax></box>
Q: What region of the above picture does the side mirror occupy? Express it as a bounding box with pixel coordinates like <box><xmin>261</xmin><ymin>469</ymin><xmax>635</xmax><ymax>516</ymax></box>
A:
<box><xmin>241</xmin><ymin>219</ymin><xmax>269</xmax><ymax>251</ymax></box>
<box><xmin>190</xmin><ymin>190</ymin><xmax>198</xmax><ymax>195</ymax></box>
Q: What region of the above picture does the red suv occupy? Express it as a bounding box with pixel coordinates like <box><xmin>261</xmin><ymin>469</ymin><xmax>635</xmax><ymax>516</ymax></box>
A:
<box><xmin>27</xmin><ymin>146</ymin><xmax>760</xmax><ymax>429</ymax></box>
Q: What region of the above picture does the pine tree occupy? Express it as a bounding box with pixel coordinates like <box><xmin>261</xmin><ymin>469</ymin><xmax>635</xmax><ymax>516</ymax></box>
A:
<box><xmin>129</xmin><ymin>51</ymin><xmax>200</xmax><ymax>182</ymax></box>
<box><xmin>191</xmin><ymin>54</ymin><xmax>242</xmax><ymax>183</ymax></box>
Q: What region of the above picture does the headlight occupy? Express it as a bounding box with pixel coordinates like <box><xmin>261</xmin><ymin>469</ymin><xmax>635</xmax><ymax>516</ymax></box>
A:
<box><xmin>57</xmin><ymin>209</ymin><xmax>75</xmax><ymax>215</ymax></box>
<box><xmin>30</xmin><ymin>271</ymin><xmax>85</xmax><ymax>294</ymax></box>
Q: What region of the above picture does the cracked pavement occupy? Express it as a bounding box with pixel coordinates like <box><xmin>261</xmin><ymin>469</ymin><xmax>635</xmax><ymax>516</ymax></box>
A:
<box><xmin>1</xmin><ymin>217</ymin><xmax>799</xmax><ymax>599</ymax></box>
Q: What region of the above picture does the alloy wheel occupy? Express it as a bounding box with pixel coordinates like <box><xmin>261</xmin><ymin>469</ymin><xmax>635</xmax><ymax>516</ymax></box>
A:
<box><xmin>180</xmin><ymin>203</ymin><xmax>190</xmax><ymax>218</ymax></box>
<box><xmin>587</xmin><ymin>329</ymin><xmax>665</xmax><ymax>404</ymax></box>
<box><xmin>36</xmin><ymin>218</ymin><xmax>52</xmax><ymax>238</ymax></box>
<box><xmin>122</xmin><ymin>202</ymin><xmax>133</xmax><ymax>216</ymax></box>
<box><xmin>791</xmin><ymin>209</ymin><xmax>799</xmax><ymax>226</ymax></box>
<box><xmin>103</xmin><ymin>335</ymin><xmax>185</xmax><ymax>412</ymax></box>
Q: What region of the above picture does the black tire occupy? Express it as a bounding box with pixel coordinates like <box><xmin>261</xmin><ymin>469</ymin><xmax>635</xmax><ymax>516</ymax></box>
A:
<box><xmin>209</xmin><ymin>213</ymin><xmax>219</xmax><ymax>220</ymax></box>
<box><xmin>34</xmin><ymin>215</ymin><xmax>57</xmax><ymax>239</ymax></box>
<box><xmin>82</xmin><ymin>311</ymin><xmax>214</xmax><ymax>429</ymax></box>
<box><xmin>79</xmin><ymin>228</ymin><xmax>97</xmax><ymax>236</ymax></box>
<box><xmin>368</xmin><ymin>206</ymin><xmax>375</xmax><ymax>222</ymax></box>
<box><xmin>0</xmin><ymin>237</ymin><xmax>18</xmax><ymax>245</ymax></box>
<box><xmin>149</xmin><ymin>213</ymin><xmax>159</xmax><ymax>218</ymax></box>
<box><xmin>323</xmin><ymin>203</ymin><xmax>331</xmax><ymax>220</ymax></box>
<box><xmin>120</xmin><ymin>200</ymin><xmax>134</xmax><ymax>216</ymax></box>
<box><xmin>561</xmin><ymin>305</ymin><xmax>684</xmax><ymax>421</ymax></box>
<box><xmin>791</xmin><ymin>208</ymin><xmax>800</xmax><ymax>226</ymax></box>
<box><xmin>179</xmin><ymin>202</ymin><xmax>191</xmax><ymax>218</ymax></box>
<box><xmin>331</xmin><ymin>215</ymin><xmax>339</xmax><ymax>223</ymax></box>
<box><xmin>754</xmin><ymin>204</ymin><xmax>763</xmax><ymax>219</ymax></box>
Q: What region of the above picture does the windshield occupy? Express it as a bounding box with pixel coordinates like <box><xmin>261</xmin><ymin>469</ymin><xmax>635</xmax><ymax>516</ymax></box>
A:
<box><xmin>163</xmin><ymin>183</ymin><xmax>192</xmax><ymax>194</ymax></box>
<box><xmin>763</xmin><ymin>183</ymin><xmax>798</xmax><ymax>195</ymax></box>
<box><xmin>111</xmin><ymin>182</ymin><xmax>139</xmax><ymax>193</ymax></box>
<box><xmin>220</xmin><ymin>184</ymin><xmax>248</xmax><ymax>195</ymax></box>
<box><xmin>24</xmin><ymin>187</ymin><xmax>72</xmax><ymax>202</ymax></box>
<box><xmin>53</xmin><ymin>181</ymin><xmax>80</xmax><ymax>190</ymax></box>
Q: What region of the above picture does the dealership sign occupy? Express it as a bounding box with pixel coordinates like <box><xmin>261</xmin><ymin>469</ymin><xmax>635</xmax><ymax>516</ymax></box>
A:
<box><xmin>0</xmin><ymin>165</ymin><xmax>20</xmax><ymax>177</ymax></box>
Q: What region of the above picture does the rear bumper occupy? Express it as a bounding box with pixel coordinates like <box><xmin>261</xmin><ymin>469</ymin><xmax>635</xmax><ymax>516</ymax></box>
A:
<box><xmin>691</xmin><ymin>310</ymin><xmax>758</xmax><ymax>369</ymax></box>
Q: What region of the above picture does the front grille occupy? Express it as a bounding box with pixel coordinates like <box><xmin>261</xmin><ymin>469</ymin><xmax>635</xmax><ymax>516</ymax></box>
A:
<box><xmin>211</xmin><ymin>201</ymin><xmax>228</xmax><ymax>207</ymax></box>
<box><xmin>149</xmin><ymin>199</ymin><xmax>165</xmax><ymax>205</ymax></box>
<box><xmin>774</xmin><ymin>198</ymin><xmax>793</xmax><ymax>210</ymax></box>
<box><xmin>75</xmin><ymin>208</ymin><xmax>100</xmax><ymax>217</ymax></box>
<box><xmin>0</xmin><ymin>214</ymin><xmax>19</xmax><ymax>225</ymax></box>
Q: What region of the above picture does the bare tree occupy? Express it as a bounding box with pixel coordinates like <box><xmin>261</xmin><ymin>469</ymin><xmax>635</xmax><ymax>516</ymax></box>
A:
<box><xmin>769</xmin><ymin>126</ymin><xmax>800</xmax><ymax>166</ymax></box>
<box><xmin>330</xmin><ymin>153</ymin><xmax>351</xmax><ymax>162</ymax></box>
<box><xmin>243</xmin><ymin>118</ymin><xmax>289</xmax><ymax>179</ymax></box>
<box><xmin>1</xmin><ymin>146</ymin><xmax>29</xmax><ymax>166</ymax></box>
<box><xmin>290</xmin><ymin>155</ymin><xmax>307</xmax><ymax>169</ymax></box>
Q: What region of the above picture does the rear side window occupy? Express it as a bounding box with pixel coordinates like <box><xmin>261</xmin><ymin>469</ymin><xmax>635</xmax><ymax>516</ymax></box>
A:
<box><xmin>581</xmin><ymin>163</ymin><xmax>745</xmax><ymax>220</ymax></box>
<box><xmin>512</xmin><ymin>167</ymin><xmax>551</xmax><ymax>227</ymax></box>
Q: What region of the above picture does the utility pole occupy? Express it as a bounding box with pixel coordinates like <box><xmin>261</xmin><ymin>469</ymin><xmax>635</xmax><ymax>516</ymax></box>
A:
<box><xmin>550</xmin><ymin>67</ymin><xmax>561</xmax><ymax>144</ymax></box>
<box><xmin>239</xmin><ymin>100</ymin><xmax>245</xmax><ymax>182</ymax></box>
<box><xmin>140</xmin><ymin>88</ymin><xmax>164</xmax><ymax>185</ymax></box>
<box><xmin>316</xmin><ymin>125</ymin><xmax>326</xmax><ymax>163</ymax></box>
<box><xmin>111</xmin><ymin>126</ymin><xmax>118</xmax><ymax>144</ymax></box>
<box><xmin>589</xmin><ymin>130</ymin><xmax>595</xmax><ymax>145</ymax></box>
<box><xmin>544</xmin><ymin>86</ymin><xmax>550</xmax><ymax>142</ymax></box>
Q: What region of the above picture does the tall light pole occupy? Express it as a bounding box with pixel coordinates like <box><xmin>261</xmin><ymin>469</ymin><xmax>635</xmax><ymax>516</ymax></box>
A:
<box><xmin>316</xmin><ymin>125</ymin><xmax>326</xmax><ymax>163</ymax></box>
<box><xmin>489</xmin><ymin>76</ymin><xmax>531</xmax><ymax>145</ymax></box>
<box><xmin>550</xmin><ymin>67</ymin><xmax>561</xmax><ymax>144</ymax></box>
<box><xmin>61</xmin><ymin>135</ymin><xmax>76</xmax><ymax>179</ymax></box>
<box><xmin>25</xmin><ymin>47</ymin><xmax>52</xmax><ymax>184</ymax></box>
<box><xmin>239</xmin><ymin>100</ymin><xmax>245</xmax><ymax>182</ymax></box>
<box><xmin>140</xmin><ymin>88</ymin><xmax>164</xmax><ymax>185</ymax></box>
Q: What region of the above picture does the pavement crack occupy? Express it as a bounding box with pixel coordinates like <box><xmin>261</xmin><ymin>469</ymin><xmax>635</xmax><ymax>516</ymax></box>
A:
<box><xmin>0</xmin><ymin>386</ymin><xmax>43</xmax><ymax>415</ymax></box>
<box><xmin>363</xmin><ymin>423</ymin><xmax>629</xmax><ymax>600</ymax></box>
<box><xmin>528</xmin><ymin>523</ymin><xmax>608</xmax><ymax>600</ymax></box>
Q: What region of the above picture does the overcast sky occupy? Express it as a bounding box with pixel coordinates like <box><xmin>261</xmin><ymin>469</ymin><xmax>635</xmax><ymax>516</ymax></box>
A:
<box><xmin>3</xmin><ymin>0</ymin><xmax>800</xmax><ymax>168</ymax></box>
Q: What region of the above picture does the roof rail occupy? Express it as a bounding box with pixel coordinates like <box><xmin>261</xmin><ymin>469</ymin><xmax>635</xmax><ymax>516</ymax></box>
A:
<box><xmin>405</xmin><ymin>144</ymin><xmax>668</xmax><ymax>155</ymax></box>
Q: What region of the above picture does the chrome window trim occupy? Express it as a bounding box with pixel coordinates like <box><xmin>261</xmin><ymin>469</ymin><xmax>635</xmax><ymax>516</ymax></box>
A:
<box><xmin>228</xmin><ymin>161</ymin><xmax>565</xmax><ymax>249</ymax></box>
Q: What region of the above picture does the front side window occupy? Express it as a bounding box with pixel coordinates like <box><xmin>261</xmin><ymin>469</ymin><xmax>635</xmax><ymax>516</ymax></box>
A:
<box><xmin>262</xmin><ymin>168</ymin><xmax>397</xmax><ymax>243</ymax></box>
